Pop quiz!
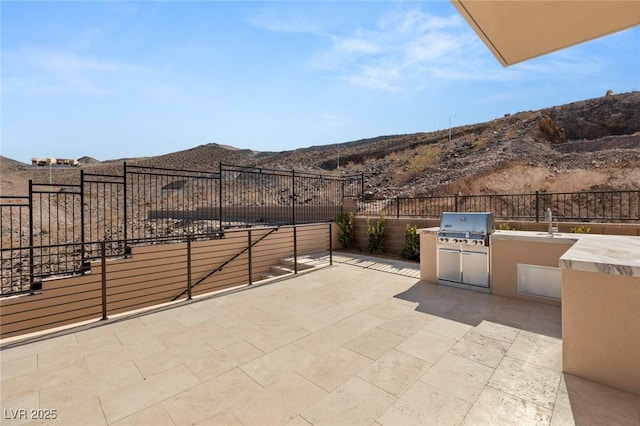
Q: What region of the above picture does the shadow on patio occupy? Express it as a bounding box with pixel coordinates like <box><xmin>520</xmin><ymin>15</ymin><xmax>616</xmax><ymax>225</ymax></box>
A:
<box><xmin>1</xmin><ymin>255</ymin><xmax>638</xmax><ymax>425</ymax></box>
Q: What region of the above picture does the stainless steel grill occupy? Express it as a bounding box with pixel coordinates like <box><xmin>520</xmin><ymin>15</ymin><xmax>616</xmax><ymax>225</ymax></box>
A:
<box><xmin>437</xmin><ymin>212</ymin><xmax>494</xmax><ymax>291</ymax></box>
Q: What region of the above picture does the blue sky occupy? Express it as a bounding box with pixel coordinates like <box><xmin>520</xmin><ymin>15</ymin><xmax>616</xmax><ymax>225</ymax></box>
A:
<box><xmin>2</xmin><ymin>1</ymin><xmax>639</xmax><ymax>163</ymax></box>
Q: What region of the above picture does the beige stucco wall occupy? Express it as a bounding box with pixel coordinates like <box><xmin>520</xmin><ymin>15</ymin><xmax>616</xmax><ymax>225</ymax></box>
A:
<box><xmin>419</xmin><ymin>232</ymin><xmax>438</xmax><ymax>283</ymax></box>
<box><xmin>562</xmin><ymin>269</ymin><xmax>640</xmax><ymax>395</ymax></box>
<box><xmin>0</xmin><ymin>224</ymin><xmax>329</xmax><ymax>339</ymax></box>
<box><xmin>490</xmin><ymin>239</ymin><xmax>572</xmax><ymax>305</ymax></box>
<box><xmin>353</xmin><ymin>217</ymin><xmax>439</xmax><ymax>255</ymax></box>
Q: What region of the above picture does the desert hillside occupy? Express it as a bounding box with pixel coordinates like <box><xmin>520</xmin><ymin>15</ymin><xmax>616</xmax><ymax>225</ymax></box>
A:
<box><xmin>2</xmin><ymin>91</ymin><xmax>639</xmax><ymax>197</ymax></box>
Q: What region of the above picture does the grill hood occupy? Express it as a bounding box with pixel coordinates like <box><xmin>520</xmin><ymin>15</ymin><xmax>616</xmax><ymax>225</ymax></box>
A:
<box><xmin>439</xmin><ymin>212</ymin><xmax>495</xmax><ymax>235</ymax></box>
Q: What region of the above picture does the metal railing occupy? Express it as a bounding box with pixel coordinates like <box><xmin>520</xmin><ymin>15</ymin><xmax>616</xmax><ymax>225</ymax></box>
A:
<box><xmin>0</xmin><ymin>223</ymin><xmax>333</xmax><ymax>339</ymax></box>
<box><xmin>1</xmin><ymin>163</ymin><xmax>360</xmax><ymax>296</ymax></box>
<box><xmin>357</xmin><ymin>190</ymin><xmax>640</xmax><ymax>223</ymax></box>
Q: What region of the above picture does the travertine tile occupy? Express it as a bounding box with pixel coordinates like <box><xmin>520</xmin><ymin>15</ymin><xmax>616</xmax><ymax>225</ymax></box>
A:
<box><xmin>488</xmin><ymin>356</ymin><xmax>561</xmax><ymax>409</ymax></box>
<box><xmin>201</xmin><ymin>322</ymin><xmax>265</xmax><ymax>350</ymax></box>
<box><xmin>344</xmin><ymin>328</ymin><xmax>405</xmax><ymax>360</ymax></box>
<box><xmin>334</xmin><ymin>311</ymin><xmax>386</xmax><ymax>333</ymax></box>
<box><xmin>1</xmin><ymin>391</ymin><xmax>39</xmax><ymax>426</ymax></box>
<box><xmin>395</xmin><ymin>330</ymin><xmax>456</xmax><ymax>363</ymax></box>
<box><xmin>39</xmin><ymin>334</ymin><xmax>122</xmax><ymax>372</ymax></box>
<box><xmin>246</xmin><ymin>322</ymin><xmax>309</xmax><ymax>353</ymax></box>
<box><xmin>420</xmin><ymin>353</ymin><xmax>495</xmax><ymax>404</ymax></box>
<box><xmin>83</xmin><ymin>336</ymin><xmax>166</xmax><ymax>375</ymax></box>
<box><xmin>461</xmin><ymin>386</ymin><xmax>552</xmax><ymax>425</ymax></box>
<box><xmin>0</xmin><ymin>333</ymin><xmax>78</xmax><ymax>362</ymax></box>
<box><xmin>115</xmin><ymin>319</ymin><xmax>186</xmax><ymax>346</ymax></box>
<box><xmin>473</xmin><ymin>320</ymin><xmax>520</xmax><ymax>343</ymax></box>
<box><xmin>1</xmin><ymin>358</ymin><xmax>89</xmax><ymax>402</ymax></box>
<box><xmin>285</xmin><ymin>415</ymin><xmax>312</xmax><ymax>426</ymax></box>
<box><xmin>376</xmin><ymin>312</ymin><xmax>435</xmax><ymax>337</ymax></box>
<box><xmin>230</xmin><ymin>372</ymin><xmax>326</xmax><ymax>425</ymax></box>
<box><xmin>74</xmin><ymin>318</ymin><xmax>145</xmax><ymax>343</ymax></box>
<box><xmin>162</xmin><ymin>369</ymin><xmax>261</xmax><ymax>425</ymax></box>
<box><xmin>285</xmin><ymin>296</ymin><xmax>336</xmax><ymax>315</ymax></box>
<box><xmin>301</xmin><ymin>377</ymin><xmax>396</xmax><ymax>426</ymax></box>
<box><xmin>260</xmin><ymin>307</ymin><xmax>307</xmax><ymax>326</ymax></box>
<box><xmin>422</xmin><ymin>317</ymin><xmax>472</xmax><ymax>341</ymax></box>
<box><xmin>186</xmin><ymin>303</ymin><xmax>239</xmax><ymax>328</ymax></box>
<box><xmin>111</xmin><ymin>404</ymin><xmax>175</xmax><ymax>426</ymax></box>
<box><xmin>295</xmin><ymin>323</ymin><xmax>363</xmax><ymax>356</ymax></box>
<box><xmin>366</xmin><ymin>299</ymin><xmax>416</xmax><ymax>320</ymax></box>
<box><xmin>186</xmin><ymin>340</ymin><xmax>264</xmax><ymax>382</ymax></box>
<box><xmin>132</xmin><ymin>339</ymin><xmax>214</xmax><ymax>378</ymax></box>
<box><xmin>240</xmin><ymin>344</ymin><xmax>316</xmax><ymax>387</ymax></box>
<box><xmin>484</xmin><ymin>305</ymin><xmax>533</xmax><ymax>328</ymax></box>
<box><xmin>358</xmin><ymin>350</ymin><xmax>432</xmax><ymax>397</ymax></box>
<box><xmin>29</xmin><ymin>397</ymin><xmax>107</xmax><ymax>426</ymax></box>
<box><xmin>99</xmin><ymin>364</ymin><xmax>200</xmax><ymax>424</ymax></box>
<box><xmin>0</xmin><ymin>354</ymin><xmax>37</xmax><ymax>380</ymax></box>
<box><xmin>297</xmin><ymin>347</ymin><xmax>372</xmax><ymax>392</ymax></box>
<box><xmin>449</xmin><ymin>329</ymin><xmax>510</xmax><ymax>368</ymax></box>
<box><xmin>292</xmin><ymin>305</ymin><xmax>351</xmax><ymax>332</ymax></box>
<box><xmin>560</xmin><ymin>373</ymin><xmax>640</xmax><ymax>425</ymax></box>
<box><xmin>40</xmin><ymin>360</ymin><xmax>142</xmax><ymax>409</ymax></box>
<box><xmin>550</xmin><ymin>389</ymin><xmax>575</xmax><ymax>426</ymax></box>
<box><xmin>198</xmin><ymin>409</ymin><xmax>243</xmax><ymax>426</ymax></box>
<box><xmin>378</xmin><ymin>381</ymin><xmax>471</xmax><ymax>426</ymax></box>
<box><xmin>507</xmin><ymin>331</ymin><xmax>562</xmax><ymax>371</ymax></box>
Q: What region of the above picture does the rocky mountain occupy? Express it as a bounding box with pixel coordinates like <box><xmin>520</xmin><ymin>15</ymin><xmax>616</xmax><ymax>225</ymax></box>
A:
<box><xmin>2</xmin><ymin>91</ymin><xmax>639</xmax><ymax>197</ymax></box>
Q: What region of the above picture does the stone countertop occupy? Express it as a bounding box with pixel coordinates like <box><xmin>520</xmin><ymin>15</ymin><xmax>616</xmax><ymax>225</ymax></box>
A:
<box><xmin>490</xmin><ymin>229</ymin><xmax>582</xmax><ymax>244</ymax></box>
<box><xmin>559</xmin><ymin>235</ymin><xmax>640</xmax><ymax>277</ymax></box>
<box><xmin>417</xmin><ymin>227</ymin><xmax>440</xmax><ymax>234</ymax></box>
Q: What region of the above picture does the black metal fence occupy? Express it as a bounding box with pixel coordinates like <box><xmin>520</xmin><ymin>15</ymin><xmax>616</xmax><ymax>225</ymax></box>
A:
<box><xmin>358</xmin><ymin>190</ymin><xmax>640</xmax><ymax>223</ymax></box>
<box><xmin>3</xmin><ymin>159</ymin><xmax>639</xmax><ymax>298</ymax></box>
<box><xmin>1</xmin><ymin>163</ymin><xmax>359</xmax><ymax>296</ymax></box>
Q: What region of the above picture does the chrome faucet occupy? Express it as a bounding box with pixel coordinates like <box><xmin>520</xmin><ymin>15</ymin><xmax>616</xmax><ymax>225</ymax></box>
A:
<box><xmin>544</xmin><ymin>208</ymin><xmax>553</xmax><ymax>236</ymax></box>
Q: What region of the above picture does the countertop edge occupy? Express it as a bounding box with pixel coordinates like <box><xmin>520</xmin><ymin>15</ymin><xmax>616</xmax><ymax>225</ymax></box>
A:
<box><xmin>559</xmin><ymin>235</ymin><xmax>640</xmax><ymax>278</ymax></box>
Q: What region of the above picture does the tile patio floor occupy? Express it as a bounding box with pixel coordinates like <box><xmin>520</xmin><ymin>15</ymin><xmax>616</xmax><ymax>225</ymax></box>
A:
<box><xmin>1</xmin><ymin>254</ymin><xmax>639</xmax><ymax>425</ymax></box>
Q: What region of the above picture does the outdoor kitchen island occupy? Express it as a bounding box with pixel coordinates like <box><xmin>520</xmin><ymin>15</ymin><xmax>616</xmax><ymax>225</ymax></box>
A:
<box><xmin>419</xmin><ymin>227</ymin><xmax>640</xmax><ymax>396</ymax></box>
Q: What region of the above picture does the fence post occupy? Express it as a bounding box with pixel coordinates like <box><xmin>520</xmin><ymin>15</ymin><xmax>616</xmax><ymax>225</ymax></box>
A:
<box><xmin>80</xmin><ymin>171</ymin><xmax>86</xmax><ymax>264</ymax></box>
<box><xmin>123</xmin><ymin>162</ymin><xmax>128</xmax><ymax>244</ymax></box>
<box><xmin>187</xmin><ymin>235</ymin><xmax>192</xmax><ymax>300</ymax></box>
<box><xmin>329</xmin><ymin>222</ymin><xmax>333</xmax><ymax>266</ymax></box>
<box><xmin>218</xmin><ymin>162</ymin><xmax>223</xmax><ymax>230</ymax></box>
<box><xmin>535</xmin><ymin>190</ymin><xmax>540</xmax><ymax>222</ymax></box>
<box><xmin>101</xmin><ymin>241</ymin><xmax>108</xmax><ymax>320</ymax></box>
<box><xmin>396</xmin><ymin>196</ymin><xmax>400</xmax><ymax>219</ymax></box>
<box><xmin>292</xmin><ymin>170</ymin><xmax>296</xmax><ymax>225</ymax></box>
<box><xmin>293</xmin><ymin>226</ymin><xmax>298</xmax><ymax>274</ymax></box>
<box><xmin>28</xmin><ymin>180</ymin><xmax>35</xmax><ymax>293</ymax></box>
<box><xmin>454</xmin><ymin>193</ymin><xmax>459</xmax><ymax>212</ymax></box>
<box><xmin>248</xmin><ymin>230</ymin><xmax>253</xmax><ymax>285</ymax></box>
<box><xmin>361</xmin><ymin>173</ymin><xmax>365</xmax><ymax>199</ymax></box>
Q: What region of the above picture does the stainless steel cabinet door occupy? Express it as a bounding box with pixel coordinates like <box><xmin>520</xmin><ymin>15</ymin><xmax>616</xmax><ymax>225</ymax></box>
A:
<box><xmin>438</xmin><ymin>248</ymin><xmax>461</xmax><ymax>282</ymax></box>
<box><xmin>461</xmin><ymin>251</ymin><xmax>489</xmax><ymax>287</ymax></box>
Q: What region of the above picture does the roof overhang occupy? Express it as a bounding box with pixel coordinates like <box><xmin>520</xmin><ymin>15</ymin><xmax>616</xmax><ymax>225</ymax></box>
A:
<box><xmin>451</xmin><ymin>0</ymin><xmax>640</xmax><ymax>66</ymax></box>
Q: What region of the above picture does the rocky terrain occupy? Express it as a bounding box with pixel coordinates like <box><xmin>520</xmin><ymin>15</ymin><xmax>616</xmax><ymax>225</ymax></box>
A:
<box><xmin>2</xmin><ymin>91</ymin><xmax>639</xmax><ymax>198</ymax></box>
